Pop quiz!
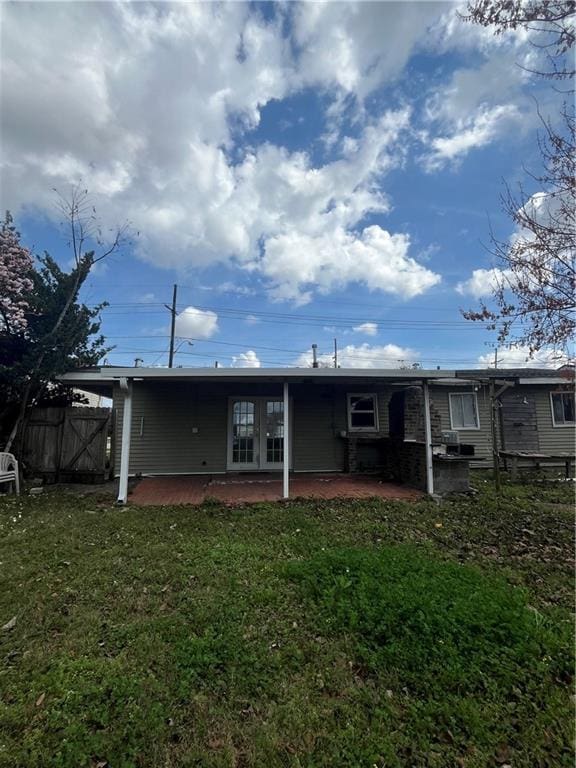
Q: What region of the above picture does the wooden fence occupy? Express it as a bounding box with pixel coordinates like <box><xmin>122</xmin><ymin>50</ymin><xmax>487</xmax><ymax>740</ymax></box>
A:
<box><xmin>23</xmin><ymin>407</ymin><xmax>112</xmax><ymax>483</ymax></box>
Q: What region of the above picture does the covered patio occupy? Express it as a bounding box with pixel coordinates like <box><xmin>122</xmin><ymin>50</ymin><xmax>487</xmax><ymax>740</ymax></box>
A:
<box><xmin>61</xmin><ymin>366</ymin><xmax>453</xmax><ymax>504</ymax></box>
<box><xmin>129</xmin><ymin>473</ymin><xmax>424</xmax><ymax>506</ymax></box>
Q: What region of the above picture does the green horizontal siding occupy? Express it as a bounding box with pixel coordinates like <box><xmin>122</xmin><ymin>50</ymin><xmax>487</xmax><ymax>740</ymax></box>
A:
<box><xmin>113</xmin><ymin>380</ymin><xmax>572</xmax><ymax>476</ymax></box>
<box><xmin>114</xmin><ymin>382</ymin><xmax>227</xmax><ymax>475</ymax></box>
<box><xmin>114</xmin><ymin>381</ymin><xmax>399</xmax><ymax>475</ymax></box>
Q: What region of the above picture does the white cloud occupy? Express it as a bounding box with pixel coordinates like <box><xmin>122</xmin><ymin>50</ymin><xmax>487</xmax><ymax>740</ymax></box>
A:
<box><xmin>292</xmin><ymin>1</ymin><xmax>444</xmax><ymax>99</ymax></box>
<box><xmin>0</xmin><ymin>3</ymin><xmax>444</xmax><ymax>305</ymax></box>
<box><xmin>297</xmin><ymin>343</ymin><xmax>419</xmax><ymax>369</ymax></box>
<box><xmin>477</xmin><ymin>345</ymin><xmax>570</xmax><ymax>369</ymax></box>
<box><xmin>422</xmin><ymin>104</ymin><xmax>521</xmax><ymax>172</ymax></box>
<box><xmin>428</xmin><ymin>4</ymin><xmax>531</xmax><ymax>55</ymax></box>
<box><xmin>261</xmin><ymin>223</ymin><xmax>441</xmax><ymax>303</ymax></box>
<box><xmin>232</xmin><ymin>350</ymin><xmax>261</xmax><ymax>368</ymax></box>
<box><xmin>174</xmin><ymin>307</ymin><xmax>219</xmax><ymax>339</ymax></box>
<box><xmin>420</xmin><ymin>30</ymin><xmax>537</xmax><ymax>173</ymax></box>
<box><xmin>245</xmin><ymin>315</ymin><xmax>260</xmax><ymax>326</ymax></box>
<box><xmin>456</xmin><ymin>268</ymin><xmax>515</xmax><ymax>298</ymax></box>
<box><xmin>353</xmin><ymin>322</ymin><xmax>378</xmax><ymax>336</ymax></box>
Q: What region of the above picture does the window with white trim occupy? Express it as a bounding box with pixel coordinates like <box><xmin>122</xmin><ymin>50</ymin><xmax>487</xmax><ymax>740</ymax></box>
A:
<box><xmin>449</xmin><ymin>392</ymin><xmax>479</xmax><ymax>429</ymax></box>
<box><xmin>551</xmin><ymin>391</ymin><xmax>575</xmax><ymax>426</ymax></box>
<box><xmin>347</xmin><ymin>393</ymin><xmax>379</xmax><ymax>432</ymax></box>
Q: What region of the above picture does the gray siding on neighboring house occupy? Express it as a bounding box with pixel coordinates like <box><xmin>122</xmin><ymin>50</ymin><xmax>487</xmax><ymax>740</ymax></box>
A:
<box><xmin>530</xmin><ymin>386</ymin><xmax>575</xmax><ymax>455</ymax></box>
<box><xmin>431</xmin><ymin>386</ymin><xmax>495</xmax><ymax>465</ymax></box>
<box><xmin>431</xmin><ymin>384</ymin><xmax>574</xmax><ymax>468</ymax></box>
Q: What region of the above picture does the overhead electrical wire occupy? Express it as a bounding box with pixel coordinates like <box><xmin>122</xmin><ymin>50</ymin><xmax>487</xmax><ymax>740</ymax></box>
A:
<box><xmin>103</xmin><ymin>344</ymin><xmax>561</xmax><ymax>369</ymax></box>
<box><xmin>91</xmin><ymin>301</ymin><xmax>501</xmax><ymax>332</ymax></box>
<box><xmin>102</xmin><ymin>335</ymin><xmax>564</xmax><ymax>366</ymax></box>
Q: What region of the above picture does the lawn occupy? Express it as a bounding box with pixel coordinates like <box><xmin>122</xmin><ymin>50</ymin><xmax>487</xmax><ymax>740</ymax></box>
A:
<box><xmin>0</xmin><ymin>478</ymin><xmax>573</xmax><ymax>768</ymax></box>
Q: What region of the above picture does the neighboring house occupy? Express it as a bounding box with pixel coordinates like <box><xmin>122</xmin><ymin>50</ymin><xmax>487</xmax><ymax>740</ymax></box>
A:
<box><xmin>73</xmin><ymin>388</ymin><xmax>104</xmax><ymax>408</ymax></box>
<box><xmin>60</xmin><ymin>366</ymin><xmax>574</xmax><ymax>504</ymax></box>
<box><xmin>431</xmin><ymin>367</ymin><xmax>575</xmax><ymax>467</ymax></box>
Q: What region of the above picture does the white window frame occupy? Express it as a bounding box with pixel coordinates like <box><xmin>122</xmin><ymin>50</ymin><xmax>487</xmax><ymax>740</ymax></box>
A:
<box><xmin>449</xmin><ymin>392</ymin><xmax>480</xmax><ymax>431</ymax></box>
<box><xmin>347</xmin><ymin>393</ymin><xmax>379</xmax><ymax>433</ymax></box>
<box><xmin>550</xmin><ymin>391</ymin><xmax>576</xmax><ymax>428</ymax></box>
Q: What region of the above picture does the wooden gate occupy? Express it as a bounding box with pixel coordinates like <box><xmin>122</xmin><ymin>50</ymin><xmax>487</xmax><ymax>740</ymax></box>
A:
<box><xmin>499</xmin><ymin>393</ymin><xmax>539</xmax><ymax>452</ymax></box>
<box><xmin>23</xmin><ymin>408</ymin><xmax>64</xmax><ymax>481</ymax></box>
<box><xmin>23</xmin><ymin>407</ymin><xmax>112</xmax><ymax>482</ymax></box>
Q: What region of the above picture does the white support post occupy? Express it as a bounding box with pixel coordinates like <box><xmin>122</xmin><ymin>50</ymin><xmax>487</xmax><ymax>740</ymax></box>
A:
<box><xmin>117</xmin><ymin>378</ymin><xmax>133</xmax><ymax>505</ymax></box>
<box><xmin>283</xmin><ymin>381</ymin><xmax>290</xmax><ymax>499</ymax></box>
<box><xmin>422</xmin><ymin>380</ymin><xmax>434</xmax><ymax>496</ymax></box>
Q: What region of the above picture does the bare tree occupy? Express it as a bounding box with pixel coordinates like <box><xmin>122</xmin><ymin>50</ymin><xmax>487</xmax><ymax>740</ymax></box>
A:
<box><xmin>462</xmin><ymin>0</ymin><xmax>575</xmax><ymax>80</ymax></box>
<box><xmin>3</xmin><ymin>186</ymin><xmax>131</xmax><ymax>452</ymax></box>
<box><xmin>461</xmin><ymin>0</ymin><xmax>575</xmax><ymax>353</ymax></box>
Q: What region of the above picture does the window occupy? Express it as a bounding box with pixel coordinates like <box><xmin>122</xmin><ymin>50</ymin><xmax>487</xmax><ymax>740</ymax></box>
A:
<box><xmin>551</xmin><ymin>391</ymin><xmax>575</xmax><ymax>427</ymax></box>
<box><xmin>449</xmin><ymin>392</ymin><xmax>479</xmax><ymax>430</ymax></box>
<box><xmin>347</xmin><ymin>394</ymin><xmax>378</xmax><ymax>432</ymax></box>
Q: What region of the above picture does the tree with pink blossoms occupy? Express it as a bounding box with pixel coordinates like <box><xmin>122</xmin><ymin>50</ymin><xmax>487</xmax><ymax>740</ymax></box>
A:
<box><xmin>0</xmin><ymin>212</ymin><xmax>34</xmax><ymax>335</ymax></box>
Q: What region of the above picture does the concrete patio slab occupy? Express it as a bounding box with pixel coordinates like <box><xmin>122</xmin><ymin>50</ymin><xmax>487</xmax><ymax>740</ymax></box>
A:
<box><xmin>129</xmin><ymin>473</ymin><xmax>423</xmax><ymax>506</ymax></box>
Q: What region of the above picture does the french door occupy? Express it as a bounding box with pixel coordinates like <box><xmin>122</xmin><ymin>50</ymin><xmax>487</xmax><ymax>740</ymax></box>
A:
<box><xmin>227</xmin><ymin>398</ymin><xmax>287</xmax><ymax>470</ymax></box>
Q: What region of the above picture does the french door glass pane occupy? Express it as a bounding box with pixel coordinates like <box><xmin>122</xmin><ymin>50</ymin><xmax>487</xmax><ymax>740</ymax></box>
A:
<box><xmin>232</xmin><ymin>401</ymin><xmax>255</xmax><ymax>464</ymax></box>
<box><xmin>265</xmin><ymin>400</ymin><xmax>284</xmax><ymax>463</ymax></box>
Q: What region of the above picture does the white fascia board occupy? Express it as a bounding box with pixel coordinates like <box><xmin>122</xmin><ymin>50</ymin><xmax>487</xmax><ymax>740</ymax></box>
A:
<box><xmin>60</xmin><ymin>372</ymin><xmax>106</xmax><ymax>383</ymax></box>
<box><xmin>102</xmin><ymin>367</ymin><xmax>457</xmax><ymax>381</ymax></box>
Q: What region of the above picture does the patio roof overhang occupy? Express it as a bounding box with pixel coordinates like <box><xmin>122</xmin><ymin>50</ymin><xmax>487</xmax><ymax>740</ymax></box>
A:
<box><xmin>60</xmin><ymin>366</ymin><xmax>459</xmax><ymax>397</ymax></box>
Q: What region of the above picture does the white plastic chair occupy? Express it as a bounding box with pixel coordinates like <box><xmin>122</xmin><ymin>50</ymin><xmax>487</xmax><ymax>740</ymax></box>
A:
<box><xmin>0</xmin><ymin>453</ymin><xmax>20</xmax><ymax>495</ymax></box>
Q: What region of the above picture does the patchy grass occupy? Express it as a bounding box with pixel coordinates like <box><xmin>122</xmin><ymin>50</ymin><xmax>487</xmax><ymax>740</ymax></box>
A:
<box><xmin>0</xmin><ymin>478</ymin><xmax>573</xmax><ymax>767</ymax></box>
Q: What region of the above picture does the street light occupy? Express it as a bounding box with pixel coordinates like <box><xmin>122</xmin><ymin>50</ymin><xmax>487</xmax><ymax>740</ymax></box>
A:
<box><xmin>173</xmin><ymin>340</ymin><xmax>193</xmax><ymax>364</ymax></box>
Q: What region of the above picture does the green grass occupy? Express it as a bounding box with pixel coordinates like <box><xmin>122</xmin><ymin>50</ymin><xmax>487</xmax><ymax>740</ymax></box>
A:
<box><xmin>0</xmin><ymin>478</ymin><xmax>573</xmax><ymax>767</ymax></box>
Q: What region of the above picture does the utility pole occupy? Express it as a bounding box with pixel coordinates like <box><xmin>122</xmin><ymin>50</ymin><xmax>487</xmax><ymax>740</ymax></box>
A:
<box><xmin>333</xmin><ymin>338</ymin><xmax>338</xmax><ymax>368</ymax></box>
<box><xmin>165</xmin><ymin>284</ymin><xmax>178</xmax><ymax>368</ymax></box>
<box><xmin>489</xmin><ymin>379</ymin><xmax>501</xmax><ymax>493</ymax></box>
<box><xmin>484</xmin><ymin>341</ymin><xmax>498</xmax><ymax>369</ymax></box>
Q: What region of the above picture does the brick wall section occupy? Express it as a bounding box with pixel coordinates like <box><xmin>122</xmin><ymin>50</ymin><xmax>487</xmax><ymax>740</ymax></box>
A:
<box><xmin>382</xmin><ymin>438</ymin><xmax>428</xmax><ymax>490</ymax></box>
<box><xmin>346</xmin><ymin>436</ymin><xmax>385</xmax><ymax>472</ymax></box>
<box><xmin>346</xmin><ymin>386</ymin><xmax>443</xmax><ymax>474</ymax></box>
<box><xmin>382</xmin><ymin>438</ymin><xmax>471</xmax><ymax>494</ymax></box>
<box><xmin>403</xmin><ymin>386</ymin><xmax>442</xmax><ymax>442</ymax></box>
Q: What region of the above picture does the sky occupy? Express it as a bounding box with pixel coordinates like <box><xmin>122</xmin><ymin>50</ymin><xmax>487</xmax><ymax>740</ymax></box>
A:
<box><xmin>0</xmin><ymin>1</ymin><xmax>571</xmax><ymax>370</ymax></box>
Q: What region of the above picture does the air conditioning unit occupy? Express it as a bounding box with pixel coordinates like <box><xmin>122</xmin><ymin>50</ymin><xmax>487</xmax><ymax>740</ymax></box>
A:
<box><xmin>441</xmin><ymin>430</ymin><xmax>459</xmax><ymax>446</ymax></box>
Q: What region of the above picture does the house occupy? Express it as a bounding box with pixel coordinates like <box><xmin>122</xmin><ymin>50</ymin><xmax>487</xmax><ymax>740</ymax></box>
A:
<box><xmin>60</xmin><ymin>366</ymin><xmax>575</xmax><ymax>504</ymax></box>
<box><xmin>429</xmin><ymin>367</ymin><xmax>575</xmax><ymax>470</ymax></box>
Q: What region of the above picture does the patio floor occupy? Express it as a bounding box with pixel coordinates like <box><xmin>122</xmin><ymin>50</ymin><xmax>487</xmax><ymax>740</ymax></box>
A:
<box><xmin>129</xmin><ymin>473</ymin><xmax>424</xmax><ymax>506</ymax></box>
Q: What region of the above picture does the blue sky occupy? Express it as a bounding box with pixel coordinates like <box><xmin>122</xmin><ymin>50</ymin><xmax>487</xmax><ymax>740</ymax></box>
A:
<box><xmin>1</xmin><ymin>1</ymin><xmax>568</xmax><ymax>369</ymax></box>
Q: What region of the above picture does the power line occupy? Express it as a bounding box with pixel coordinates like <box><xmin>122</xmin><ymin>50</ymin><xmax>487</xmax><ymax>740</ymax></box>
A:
<box><xmin>101</xmin><ymin>339</ymin><xmax>563</xmax><ymax>367</ymax></box>
<box><xmin>82</xmin><ymin>281</ymin><xmax>472</xmax><ymax>312</ymax></box>
<box><xmin>95</xmin><ymin>305</ymin><xmax>498</xmax><ymax>332</ymax></box>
